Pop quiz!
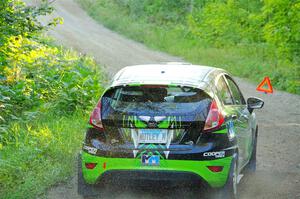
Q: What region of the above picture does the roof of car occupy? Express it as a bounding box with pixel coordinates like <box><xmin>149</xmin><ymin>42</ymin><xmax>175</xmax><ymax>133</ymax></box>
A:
<box><xmin>111</xmin><ymin>63</ymin><xmax>221</xmax><ymax>88</ymax></box>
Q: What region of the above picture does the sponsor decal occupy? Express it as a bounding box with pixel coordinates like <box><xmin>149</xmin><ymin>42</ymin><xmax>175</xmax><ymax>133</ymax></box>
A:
<box><xmin>141</xmin><ymin>154</ymin><xmax>160</xmax><ymax>166</ymax></box>
<box><xmin>147</xmin><ymin>121</ymin><xmax>157</xmax><ymax>128</ymax></box>
<box><xmin>123</xmin><ymin>115</ymin><xmax>182</xmax><ymax>129</ymax></box>
<box><xmin>203</xmin><ymin>151</ymin><xmax>225</xmax><ymax>158</ymax></box>
<box><xmin>227</xmin><ymin>120</ymin><xmax>235</xmax><ymax>140</ymax></box>
<box><xmin>123</xmin><ymin>115</ymin><xmax>182</xmax><ymax>159</ymax></box>
<box><xmin>111</xmin><ymin>138</ymin><xmax>119</xmax><ymax>144</ymax></box>
<box><xmin>83</xmin><ymin>146</ymin><xmax>97</xmax><ymax>155</ymax></box>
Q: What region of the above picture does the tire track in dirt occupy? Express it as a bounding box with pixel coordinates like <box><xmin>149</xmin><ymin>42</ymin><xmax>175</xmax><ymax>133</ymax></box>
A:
<box><xmin>27</xmin><ymin>0</ymin><xmax>300</xmax><ymax>198</ymax></box>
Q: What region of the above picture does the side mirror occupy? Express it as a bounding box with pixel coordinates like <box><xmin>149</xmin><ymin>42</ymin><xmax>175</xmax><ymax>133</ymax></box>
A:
<box><xmin>247</xmin><ymin>97</ymin><xmax>264</xmax><ymax>113</ymax></box>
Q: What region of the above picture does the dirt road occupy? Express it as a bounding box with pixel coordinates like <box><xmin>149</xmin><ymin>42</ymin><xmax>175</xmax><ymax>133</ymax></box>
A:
<box><xmin>28</xmin><ymin>0</ymin><xmax>300</xmax><ymax>198</ymax></box>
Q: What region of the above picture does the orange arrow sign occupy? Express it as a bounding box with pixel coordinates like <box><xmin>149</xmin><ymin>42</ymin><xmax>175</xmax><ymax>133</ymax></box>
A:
<box><xmin>256</xmin><ymin>77</ymin><xmax>273</xmax><ymax>93</ymax></box>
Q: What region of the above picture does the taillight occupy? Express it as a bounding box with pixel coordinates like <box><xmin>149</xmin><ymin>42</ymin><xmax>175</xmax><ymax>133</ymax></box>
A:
<box><xmin>207</xmin><ymin>166</ymin><xmax>223</xmax><ymax>172</ymax></box>
<box><xmin>85</xmin><ymin>163</ymin><xmax>97</xmax><ymax>169</ymax></box>
<box><xmin>89</xmin><ymin>100</ymin><xmax>104</xmax><ymax>131</ymax></box>
<box><xmin>204</xmin><ymin>100</ymin><xmax>224</xmax><ymax>131</ymax></box>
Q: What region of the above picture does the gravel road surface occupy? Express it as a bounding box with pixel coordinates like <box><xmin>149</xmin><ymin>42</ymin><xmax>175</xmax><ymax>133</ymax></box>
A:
<box><xmin>27</xmin><ymin>0</ymin><xmax>300</xmax><ymax>198</ymax></box>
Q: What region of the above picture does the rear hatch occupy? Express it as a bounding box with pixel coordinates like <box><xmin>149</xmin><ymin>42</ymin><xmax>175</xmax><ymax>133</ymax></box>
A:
<box><xmin>101</xmin><ymin>85</ymin><xmax>212</xmax><ymax>146</ymax></box>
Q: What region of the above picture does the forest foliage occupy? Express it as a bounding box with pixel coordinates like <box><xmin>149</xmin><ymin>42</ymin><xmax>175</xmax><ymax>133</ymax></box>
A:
<box><xmin>0</xmin><ymin>1</ymin><xmax>103</xmax><ymax>198</ymax></box>
<box><xmin>115</xmin><ymin>0</ymin><xmax>300</xmax><ymax>62</ymax></box>
<box><xmin>0</xmin><ymin>0</ymin><xmax>102</xmax><ymax>144</ymax></box>
<box><xmin>78</xmin><ymin>0</ymin><xmax>300</xmax><ymax>94</ymax></box>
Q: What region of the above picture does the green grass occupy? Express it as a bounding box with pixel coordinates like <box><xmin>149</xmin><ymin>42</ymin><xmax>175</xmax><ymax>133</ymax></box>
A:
<box><xmin>0</xmin><ymin>111</ymin><xmax>88</xmax><ymax>199</ymax></box>
<box><xmin>0</xmin><ymin>33</ymin><xmax>104</xmax><ymax>199</ymax></box>
<box><xmin>0</xmin><ymin>37</ymin><xmax>103</xmax><ymax>198</ymax></box>
<box><xmin>0</xmin><ymin>2</ymin><xmax>105</xmax><ymax>198</ymax></box>
<box><xmin>77</xmin><ymin>0</ymin><xmax>299</xmax><ymax>94</ymax></box>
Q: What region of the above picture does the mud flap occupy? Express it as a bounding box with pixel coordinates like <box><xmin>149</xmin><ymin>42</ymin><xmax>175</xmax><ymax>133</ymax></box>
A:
<box><xmin>244</xmin><ymin>127</ymin><xmax>257</xmax><ymax>175</ymax></box>
<box><xmin>78</xmin><ymin>154</ymin><xmax>103</xmax><ymax>197</ymax></box>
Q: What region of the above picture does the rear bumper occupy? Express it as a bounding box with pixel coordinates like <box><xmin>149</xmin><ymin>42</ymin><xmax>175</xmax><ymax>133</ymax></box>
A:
<box><xmin>81</xmin><ymin>151</ymin><xmax>233</xmax><ymax>188</ymax></box>
<box><xmin>98</xmin><ymin>170</ymin><xmax>210</xmax><ymax>188</ymax></box>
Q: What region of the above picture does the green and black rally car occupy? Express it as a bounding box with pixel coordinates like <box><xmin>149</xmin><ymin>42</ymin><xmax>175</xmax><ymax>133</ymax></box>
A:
<box><xmin>78</xmin><ymin>63</ymin><xmax>264</xmax><ymax>198</ymax></box>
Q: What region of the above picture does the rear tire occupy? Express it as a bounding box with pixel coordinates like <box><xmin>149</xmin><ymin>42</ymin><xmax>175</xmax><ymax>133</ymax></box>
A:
<box><xmin>213</xmin><ymin>154</ymin><xmax>239</xmax><ymax>199</ymax></box>
<box><xmin>244</xmin><ymin>127</ymin><xmax>258</xmax><ymax>174</ymax></box>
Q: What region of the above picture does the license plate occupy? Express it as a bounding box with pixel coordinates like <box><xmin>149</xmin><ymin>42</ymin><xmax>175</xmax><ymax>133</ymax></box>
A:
<box><xmin>141</xmin><ymin>154</ymin><xmax>160</xmax><ymax>166</ymax></box>
<box><xmin>138</xmin><ymin>129</ymin><xmax>167</xmax><ymax>143</ymax></box>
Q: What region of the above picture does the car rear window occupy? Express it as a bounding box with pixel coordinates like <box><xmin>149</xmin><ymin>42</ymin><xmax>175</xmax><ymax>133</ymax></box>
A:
<box><xmin>101</xmin><ymin>85</ymin><xmax>211</xmax><ymax>115</ymax></box>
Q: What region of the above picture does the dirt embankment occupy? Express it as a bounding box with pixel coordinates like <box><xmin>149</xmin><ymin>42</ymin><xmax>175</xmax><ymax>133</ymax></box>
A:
<box><xmin>27</xmin><ymin>0</ymin><xmax>300</xmax><ymax>198</ymax></box>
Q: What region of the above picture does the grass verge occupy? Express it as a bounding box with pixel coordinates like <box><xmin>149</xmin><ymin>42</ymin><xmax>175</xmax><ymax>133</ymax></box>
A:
<box><xmin>0</xmin><ymin>1</ymin><xmax>104</xmax><ymax>198</ymax></box>
<box><xmin>76</xmin><ymin>0</ymin><xmax>299</xmax><ymax>94</ymax></box>
<box><xmin>0</xmin><ymin>111</ymin><xmax>88</xmax><ymax>199</ymax></box>
<box><xmin>0</xmin><ymin>36</ymin><xmax>104</xmax><ymax>199</ymax></box>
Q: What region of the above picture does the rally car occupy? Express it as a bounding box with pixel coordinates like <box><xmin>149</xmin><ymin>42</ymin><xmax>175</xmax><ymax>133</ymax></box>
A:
<box><xmin>78</xmin><ymin>63</ymin><xmax>264</xmax><ymax>198</ymax></box>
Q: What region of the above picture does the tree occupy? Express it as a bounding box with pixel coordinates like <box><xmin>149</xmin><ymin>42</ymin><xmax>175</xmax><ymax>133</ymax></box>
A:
<box><xmin>261</xmin><ymin>0</ymin><xmax>300</xmax><ymax>61</ymax></box>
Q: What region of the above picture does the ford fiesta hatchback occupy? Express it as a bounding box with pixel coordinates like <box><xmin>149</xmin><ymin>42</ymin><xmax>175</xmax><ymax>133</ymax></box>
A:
<box><xmin>78</xmin><ymin>63</ymin><xmax>264</xmax><ymax>199</ymax></box>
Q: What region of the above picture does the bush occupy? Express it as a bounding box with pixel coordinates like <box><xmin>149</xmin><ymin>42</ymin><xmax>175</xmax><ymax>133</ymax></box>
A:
<box><xmin>113</xmin><ymin>0</ymin><xmax>191</xmax><ymax>24</ymax></box>
<box><xmin>0</xmin><ymin>1</ymin><xmax>104</xmax><ymax>198</ymax></box>
<box><xmin>261</xmin><ymin>0</ymin><xmax>300</xmax><ymax>61</ymax></box>
<box><xmin>188</xmin><ymin>0</ymin><xmax>249</xmax><ymax>46</ymax></box>
<box><xmin>0</xmin><ymin>36</ymin><xmax>103</xmax><ymax>145</ymax></box>
<box><xmin>0</xmin><ymin>0</ymin><xmax>60</xmax><ymax>45</ymax></box>
<box><xmin>77</xmin><ymin>0</ymin><xmax>300</xmax><ymax>94</ymax></box>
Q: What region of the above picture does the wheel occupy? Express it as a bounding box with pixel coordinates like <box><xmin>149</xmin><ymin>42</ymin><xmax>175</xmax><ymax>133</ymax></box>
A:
<box><xmin>244</xmin><ymin>127</ymin><xmax>258</xmax><ymax>174</ymax></box>
<box><xmin>78</xmin><ymin>154</ymin><xmax>101</xmax><ymax>198</ymax></box>
<box><xmin>213</xmin><ymin>154</ymin><xmax>239</xmax><ymax>199</ymax></box>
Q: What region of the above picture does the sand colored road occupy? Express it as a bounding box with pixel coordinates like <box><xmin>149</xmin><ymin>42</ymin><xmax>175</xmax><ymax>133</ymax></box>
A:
<box><xmin>36</xmin><ymin>0</ymin><xmax>182</xmax><ymax>77</ymax></box>
<box><xmin>26</xmin><ymin>0</ymin><xmax>300</xmax><ymax>198</ymax></box>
